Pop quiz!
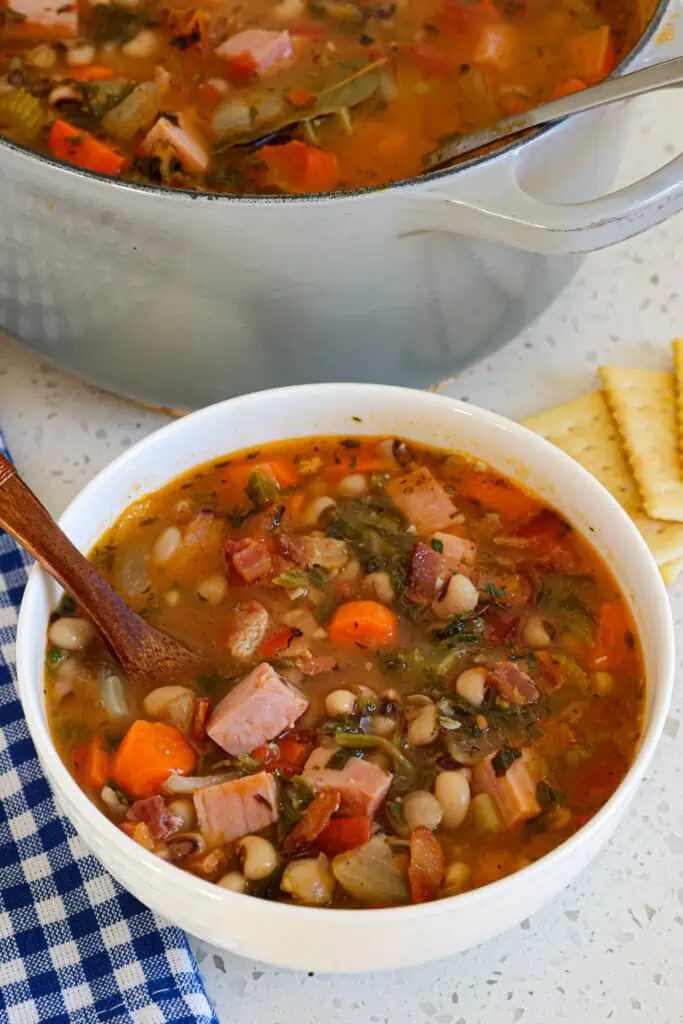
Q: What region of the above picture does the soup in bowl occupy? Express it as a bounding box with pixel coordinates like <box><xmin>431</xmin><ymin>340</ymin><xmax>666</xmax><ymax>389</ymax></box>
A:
<box><xmin>17</xmin><ymin>385</ymin><xmax>673</xmax><ymax>970</ymax></box>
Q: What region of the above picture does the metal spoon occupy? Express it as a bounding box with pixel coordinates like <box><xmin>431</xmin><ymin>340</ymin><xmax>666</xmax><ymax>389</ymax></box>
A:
<box><xmin>0</xmin><ymin>453</ymin><xmax>212</xmax><ymax>691</ymax></box>
<box><xmin>424</xmin><ymin>55</ymin><xmax>683</xmax><ymax>171</ymax></box>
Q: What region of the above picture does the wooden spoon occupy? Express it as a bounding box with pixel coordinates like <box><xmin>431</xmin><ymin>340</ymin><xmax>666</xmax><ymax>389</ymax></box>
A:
<box><xmin>0</xmin><ymin>453</ymin><xmax>213</xmax><ymax>691</ymax></box>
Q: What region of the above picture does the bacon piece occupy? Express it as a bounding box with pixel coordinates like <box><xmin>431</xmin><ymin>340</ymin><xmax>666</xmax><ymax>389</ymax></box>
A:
<box><xmin>126</xmin><ymin>795</ymin><xmax>180</xmax><ymax>840</ymax></box>
<box><xmin>214</xmin><ymin>28</ymin><xmax>292</xmax><ymax>74</ymax></box>
<box><xmin>226</xmin><ymin>537</ymin><xmax>273</xmax><ymax>583</ymax></box>
<box><xmin>491</xmin><ymin>661</ymin><xmax>539</xmax><ymax>705</ymax></box>
<box><xmin>278</xmin><ymin>532</ymin><xmax>347</xmax><ymax>570</ymax></box>
<box><xmin>406</xmin><ymin>541</ymin><xmax>444</xmax><ymax>604</ymax></box>
<box><xmin>283</xmin><ymin>790</ymin><xmax>341</xmax><ymax>854</ymax></box>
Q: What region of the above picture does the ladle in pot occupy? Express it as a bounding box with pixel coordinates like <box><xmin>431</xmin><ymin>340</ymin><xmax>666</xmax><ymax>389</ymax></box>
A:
<box><xmin>424</xmin><ymin>55</ymin><xmax>683</xmax><ymax>170</ymax></box>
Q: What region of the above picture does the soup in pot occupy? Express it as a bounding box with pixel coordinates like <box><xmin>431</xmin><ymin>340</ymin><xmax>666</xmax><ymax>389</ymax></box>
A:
<box><xmin>0</xmin><ymin>0</ymin><xmax>653</xmax><ymax>193</ymax></box>
<box><xmin>46</xmin><ymin>435</ymin><xmax>644</xmax><ymax>907</ymax></box>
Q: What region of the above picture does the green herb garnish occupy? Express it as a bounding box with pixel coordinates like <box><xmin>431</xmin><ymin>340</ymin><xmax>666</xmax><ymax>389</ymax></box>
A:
<box><xmin>492</xmin><ymin>744</ymin><xmax>522</xmax><ymax>777</ymax></box>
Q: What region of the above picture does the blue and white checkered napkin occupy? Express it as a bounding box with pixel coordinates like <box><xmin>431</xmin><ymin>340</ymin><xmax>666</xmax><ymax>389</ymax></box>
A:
<box><xmin>0</xmin><ymin>433</ymin><xmax>219</xmax><ymax>1024</ymax></box>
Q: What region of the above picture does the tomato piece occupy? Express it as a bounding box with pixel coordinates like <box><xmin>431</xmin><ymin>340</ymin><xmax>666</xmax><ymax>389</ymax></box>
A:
<box><xmin>408</xmin><ymin>826</ymin><xmax>445</xmax><ymax>904</ymax></box>
<box><xmin>283</xmin><ymin>790</ymin><xmax>341</xmax><ymax>854</ymax></box>
<box><xmin>316</xmin><ymin>815</ymin><xmax>372</xmax><ymax>856</ymax></box>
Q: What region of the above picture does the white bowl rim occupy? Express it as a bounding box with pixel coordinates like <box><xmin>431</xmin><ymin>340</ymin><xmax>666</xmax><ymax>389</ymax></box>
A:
<box><xmin>16</xmin><ymin>382</ymin><xmax>675</xmax><ymax>927</ymax></box>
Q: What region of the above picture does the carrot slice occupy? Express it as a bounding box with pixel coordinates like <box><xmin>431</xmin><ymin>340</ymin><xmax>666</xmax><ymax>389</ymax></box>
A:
<box><xmin>589</xmin><ymin>600</ymin><xmax>632</xmax><ymax>670</ymax></box>
<box><xmin>48</xmin><ymin>119</ymin><xmax>127</xmax><ymax>176</ymax></box>
<box><xmin>456</xmin><ymin>470</ymin><xmax>537</xmax><ymax>521</ymax></box>
<box><xmin>260</xmin><ymin>140</ymin><xmax>339</xmax><ymax>194</ymax></box>
<box><xmin>316</xmin><ymin>815</ymin><xmax>372</xmax><ymax>856</ymax></box>
<box><xmin>283</xmin><ymin>790</ymin><xmax>341</xmax><ymax>854</ymax></box>
<box><xmin>112</xmin><ymin>720</ymin><xmax>196</xmax><ymax>799</ymax></box>
<box><xmin>328</xmin><ymin>600</ymin><xmax>398</xmax><ymax>647</ymax></box>
<box><xmin>74</xmin><ymin>735</ymin><xmax>111</xmax><ymax>790</ymax></box>
<box><xmin>68</xmin><ymin>65</ymin><xmax>116</xmax><ymax>81</ymax></box>
<box><xmin>409</xmin><ymin>826</ymin><xmax>445</xmax><ymax>904</ymax></box>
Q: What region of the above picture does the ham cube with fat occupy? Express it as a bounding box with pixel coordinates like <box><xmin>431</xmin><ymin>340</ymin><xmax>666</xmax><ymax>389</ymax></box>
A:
<box><xmin>142</xmin><ymin>114</ymin><xmax>210</xmax><ymax>173</ymax></box>
<box><xmin>387</xmin><ymin>468</ymin><xmax>458</xmax><ymax>536</ymax></box>
<box><xmin>472</xmin><ymin>749</ymin><xmax>541</xmax><ymax>828</ymax></box>
<box><xmin>227</xmin><ymin>537</ymin><xmax>273</xmax><ymax>583</ymax></box>
<box><xmin>207</xmin><ymin>662</ymin><xmax>308</xmax><ymax>756</ymax></box>
<box><xmin>194</xmin><ymin>771</ymin><xmax>278</xmax><ymax>846</ymax></box>
<box><xmin>215</xmin><ymin>28</ymin><xmax>292</xmax><ymax>74</ymax></box>
<box><xmin>303</xmin><ymin>749</ymin><xmax>392</xmax><ymax>817</ymax></box>
<box><xmin>2</xmin><ymin>0</ymin><xmax>78</xmax><ymax>38</ymax></box>
<box><xmin>430</xmin><ymin>531</ymin><xmax>477</xmax><ymax>573</ymax></box>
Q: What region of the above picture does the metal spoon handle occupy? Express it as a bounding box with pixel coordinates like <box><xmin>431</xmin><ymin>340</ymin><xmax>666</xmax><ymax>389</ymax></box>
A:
<box><xmin>425</xmin><ymin>55</ymin><xmax>683</xmax><ymax>170</ymax></box>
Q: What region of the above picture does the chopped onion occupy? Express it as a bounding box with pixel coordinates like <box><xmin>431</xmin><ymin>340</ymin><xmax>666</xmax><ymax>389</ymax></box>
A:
<box><xmin>116</xmin><ymin>546</ymin><xmax>149</xmax><ymax>599</ymax></box>
<box><xmin>99</xmin><ymin>664</ymin><xmax>133</xmax><ymax>719</ymax></box>
<box><xmin>332</xmin><ymin>837</ymin><xmax>409</xmax><ymax>905</ymax></box>
<box><xmin>161</xmin><ymin>772</ymin><xmax>237</xmax><ymax>795</ymax></box>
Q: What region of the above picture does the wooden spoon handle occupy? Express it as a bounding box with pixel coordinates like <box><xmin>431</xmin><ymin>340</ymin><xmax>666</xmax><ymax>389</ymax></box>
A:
<box><xmin>0</xmin><ymin>452</ymin><xmax>148</xmax><ymax>647</ymax></box>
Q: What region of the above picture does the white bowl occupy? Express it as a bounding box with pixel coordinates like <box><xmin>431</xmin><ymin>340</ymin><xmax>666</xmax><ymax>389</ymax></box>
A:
<box><xmin>16</xmin><ymin>384</ymin><xmax>674</xmax><ymax>972</ymax></box>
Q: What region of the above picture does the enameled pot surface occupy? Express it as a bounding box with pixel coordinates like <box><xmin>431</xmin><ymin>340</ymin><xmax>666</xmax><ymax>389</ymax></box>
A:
<box><xmin>16</xmin><ymin>384</ymin><xmax>674</xmax><ymax>971</ymax></box>
<box><xmin>0</xmin><ymin>0</ymin><xmax>679</xmax><ymax>409</ymax></box>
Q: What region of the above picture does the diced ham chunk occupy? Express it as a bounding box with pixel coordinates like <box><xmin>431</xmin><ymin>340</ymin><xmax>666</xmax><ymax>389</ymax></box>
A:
<box><xmin>430</xmin><ymin>531</ymin><xmax>477</xmax><ymax>573</ymax></box>
<box><xmin>387</xmin><ymin>468</ymin><xmax>458</xmax><ymax>536</ymax></box>
<box><xmin>491</xmin><ymin>661</ymin><xmax>539</xmax><ymax>705</ymax></box>
<box><xmin>295</xmin><ymin>653</ymin><xmax>337</xmax><ymax>676</ymax></box>
<box><xmin>207</xmin><ymin>661</ymin><xmax>308</xmax><ymax>756</ymax></box>
<box><xmin>126</xmin><ymin>795</ymin><xmax>180</xmax><ymax>840</ymax></box>
<box><xmin>278</xmin><ymin>532</ymin><xmax>347</xmax><ymax>571</ymax></box>
<box><xmin>2</xmin><ymin>0</ymin><xmax>78</xmax><ymax>38</ymax></box>
<box><xmin>472</xmin><ymin>749</ymin><xmax>540</xmax><ymax>828</ymax></box>
<box><xmin>142</xmin><ymin>114</ymin><xmax>210</xmax><ymax>174</ymax></box>
<box><xmin>193</xmin><ymin>771</ymin><xmax>278</xmax><ymax>846</ymax></box>
<box><xmin>406</xmin><ymin>541</ymin><xmax>445</xmax><ymax>605</ymax></box>
<box><xmin>228</xmin><ymin>599</ymin><xmax>270</xmax><ymax>659</ymax></box>
<box><xmin>215</xmin><ymin>28</ymin><xmax>292</xmax><ymax>74</ymax></box>
<box><xmin>226</xmin><ymin>537</ymin><xmax>273</xmax><ymax>583</ymax></box>
<box><xmin>303</xmin><ymin>752</ymin><xmax>392</xmax><ymax>817</ymax></box>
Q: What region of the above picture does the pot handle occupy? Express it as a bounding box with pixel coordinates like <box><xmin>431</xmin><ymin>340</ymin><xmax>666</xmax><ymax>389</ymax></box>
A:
<box><xmin>411</xmin><ymin>147</ymin><xmax>683</xmax><ymax>255</ymax></box>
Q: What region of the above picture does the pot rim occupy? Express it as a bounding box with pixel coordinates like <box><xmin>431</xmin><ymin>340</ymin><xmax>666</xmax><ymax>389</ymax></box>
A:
<box><xmin>0</xmin><ymin>0</ymin><xmax>670</xmax><ymax>205</ymax></box>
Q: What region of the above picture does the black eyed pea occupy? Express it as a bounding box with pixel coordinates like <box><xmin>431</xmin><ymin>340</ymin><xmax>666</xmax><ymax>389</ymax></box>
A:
<box><xmin>406</xmin><ymin>701</ymin><xmax>438</xmax><ymax>747</ymax></box>
<box><xmin>300</xmin><ymin>495</ymin><xmax>336</xmax><ymax>527</ymax></box>
<box><xmin>434</xmin><ymin>771</ymin><xmax>471</xmax><ymax>830</ymax></box>
<box><xmin>402</xmin><ymin>790</ymin><xmax>443</xmax><ymax>831</ymax></box>
<box><xmin>443</xmin><ymin>861</ymin><xmax>471</xmax><ymax>893</ymax></box>
<box><xmin>237</xmin><ymin>836</ymin><xmax>279</xmax><ymax>881</ymax></box>
<box><xmin>48</xmin><ymin>616</ymin><xmax>95</xmax><ymax>651</ymax></box>
<box><xmin>217</xmin><ymin>871</ymin><xmax>247</xmax><ymax>893</ymax></box>
<box><xmin>523</xmin><ymin>613</ymin><xmax>552</xmax><ymax>647</ymax></box>
<box><xmin>280</xmin><ymin>854</ymin><xmax>335</xmax><ymax>905</ymax></box>
<box><xmin>337</xmin><ymin>473</ymin><xmax>367</xmax><ymax>498</ymax></box>
<box><xmin>166</xmin><ymin>798</ymin><xmax>196</xmax><ymax>832</ymax></box>
<box><xmin>433</xmin><ymin>574</ymin><xmax>479</xmax><ymax>620</ymax></box>
<box><xmin>325</xmin><ymin>688</ymin><xmax>356</xmax><ymax>717</ymax></box>
<box><xmin>454</xmin><ymin>666</ymin><xmax>488</xmax><ymax>707</ymax></box>
<box><xmin>364</xmin><ymin>571</ymin><xmax>395</xmax><ymax>604</ymax></box>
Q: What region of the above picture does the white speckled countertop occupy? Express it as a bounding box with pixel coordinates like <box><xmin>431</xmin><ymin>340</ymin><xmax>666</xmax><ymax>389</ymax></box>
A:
<box><xmin>2</xmin><ymin>90</ymin><xmax>683</xmax><ymax>1024</ymax></box>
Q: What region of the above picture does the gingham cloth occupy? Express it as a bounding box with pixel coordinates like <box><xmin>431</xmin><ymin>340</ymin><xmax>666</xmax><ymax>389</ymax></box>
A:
<box><xmin>0</xmin><ymin>433</ymin><xmax>219</xmax><ymax>1024</ymax></box>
